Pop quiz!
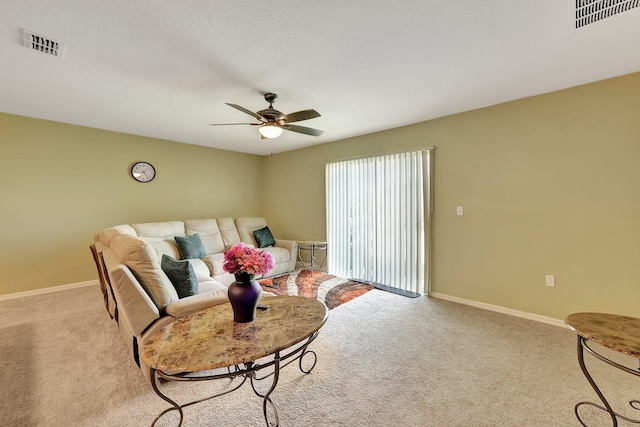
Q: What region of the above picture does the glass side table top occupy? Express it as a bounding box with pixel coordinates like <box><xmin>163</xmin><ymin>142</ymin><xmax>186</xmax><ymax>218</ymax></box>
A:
<box><xmin>297</xmin><ymin>240</ymin><xmax>328</xmax><ymax>248</ymax></box>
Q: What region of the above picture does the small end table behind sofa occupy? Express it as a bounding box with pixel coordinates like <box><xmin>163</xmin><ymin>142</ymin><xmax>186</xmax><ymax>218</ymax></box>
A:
<box><xmin>297</xmin><ymin>241</ymin><xmax>328</xmax><ymax>272</ymax></box>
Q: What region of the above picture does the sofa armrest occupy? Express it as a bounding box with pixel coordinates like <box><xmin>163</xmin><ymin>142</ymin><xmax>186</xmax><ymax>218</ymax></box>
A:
<box><xmin>165</xmin><ymin>289</ymin><xmax>229</xmax><ymax>318</ymax></box>
<box><xmin>103</xmin><ymin>249</ymin><xmax>160</xmax><ymax>337</ymax></box>
<box><xmin>274</xmin><ymin>239</ymin><xmax>298</xmax><ymax>262</ymax></box>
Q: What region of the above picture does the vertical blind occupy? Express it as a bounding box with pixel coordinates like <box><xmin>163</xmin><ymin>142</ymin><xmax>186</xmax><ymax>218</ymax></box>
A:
<box><xmin>325</xmin><ymin>150</ymin><xmax>431</xmax><ymax>294</ymax></box>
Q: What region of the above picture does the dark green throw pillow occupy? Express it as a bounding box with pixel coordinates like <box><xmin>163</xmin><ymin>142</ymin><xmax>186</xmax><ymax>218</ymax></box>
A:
<box><xmin>160</xmin><ymin>254</ymin><xmax>199</xmax><ymax>299</ymax></box>
<box><xmin>253</xmin><ymin>226</ymin><xmax>275</xmax><ymax>248</ymax></box>
<box><xmin>175</xmin><ymin>233</ymin><xmax>207</xmax><ymax>259</ymax></box>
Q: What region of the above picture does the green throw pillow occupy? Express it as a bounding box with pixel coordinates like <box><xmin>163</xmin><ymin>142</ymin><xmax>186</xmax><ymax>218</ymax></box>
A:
<box><xmin>160</xmin><ymin>254</ymin><xmax>199</xmax><ymax>299</ymax></box>
<box><xmin>175</xmin><ymin>233</ymin><xmax>207</xmax><ymax>259</ymax></box>
<box><xmin>253</xmin><ymin>226</ymin><xmax>275</xmax><ymax>248</ymax></box>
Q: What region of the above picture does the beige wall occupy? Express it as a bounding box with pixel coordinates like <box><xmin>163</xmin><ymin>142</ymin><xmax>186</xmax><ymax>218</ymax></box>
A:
<box><xmin>262</xmin><ymin>72</ymin><xmax>640</xmax><ymax>320</ymax></box>
<box><xmin>3</xmin><ymin>72</ymin><xmax>640</xmax><ymax>321</ymax></box>
<box><xmin>0</xmin><ymin>113</ymin><xmax>262</xmax><ymax>295</ymax></box>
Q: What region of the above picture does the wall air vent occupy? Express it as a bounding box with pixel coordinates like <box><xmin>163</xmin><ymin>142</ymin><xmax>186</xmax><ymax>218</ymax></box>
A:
<box><xmin>575</xmin><ymin>0</ymin><xmax>640</xmax><ymax>28</ymax></box>
<box><xmin>22</xmin><ymin>29</ymin><xmax>65</xmax><ymax>57</ymax></box>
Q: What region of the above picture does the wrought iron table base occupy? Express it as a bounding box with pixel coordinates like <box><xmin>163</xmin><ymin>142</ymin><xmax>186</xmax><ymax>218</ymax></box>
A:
<box><xmin>149</xmin><ymin>332</ymin><xmax>320</xmax><ymax>427</ymax></box>
<box><xmin>575</xmin><ymin>336</ymin><xmax>640</xmax><ymax>426</ymax></box>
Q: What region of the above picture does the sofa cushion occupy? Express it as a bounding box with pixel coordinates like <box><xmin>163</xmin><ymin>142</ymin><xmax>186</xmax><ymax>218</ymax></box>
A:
<box><xmin>187</xmin><ymin>259</ymin><xmax>215</xmax><ymax>283</ymax></box>
<box><xmin>132</xmin><ymin>221</ymin><xmax>185</xmax><ymax>238</ymax></box>
<box><xmin>235</xmin><ymin>217</ymin><xmax>268</xmax><ymax>248</ymax></box>
<box><xmin>175</xmin><ymin>233</ymin><xmax>207</xmax><ymax>259</ymax></box>
<box><xmin>201</xmin><ymin>253</ymin><xmax>226</xmax><ymax>276</ymax></box>
<box><xmin>184</xmin><ymin>219</ymin><xmax>226</xmax><ymax>254</ymax></box>
<box><xmin>161</xmin><ymin>254</ymin><xmax>199</xmax><ymax>299</ymax></box>
<box><xmin>96</xmin><ymin>224</ymin><xmax>136</xmax><ymax>246</ymax></box>
<box><xmin>253</xmin><ymin>225</ymin><xmax>275</xmax><ymax>248</ymax></box>
<box><xmin>142</xmin><ymin>238</ymin><xmax>182</xmax><ymax>259</ymax></box>
<box><xmin>197</xmin><ymin>279</ymin><xmax>228</xmax><ymax>294</ymax></box>
<box><xmin>261</xmin><ymin>246</ymin><xmax>291</xmax><ymax>265</ymax></box>
<box><xmin>110</xmin><ymin>234</ymin><xmax>178</xmax><ymax>310</ymax></box>
<box><xmin>165</xmin><ymin>287</ymin><xmax>229</xmax><ymax>318</ymax></box>
<box><xmin>132</xmin><ymin>221</ymin><xmax>185</xmax><ymax>259</ymax></box>
<box><xmin>218</xmin><ymin>217</ymin><xmax>241</xmax><ymax>249</ymax></box>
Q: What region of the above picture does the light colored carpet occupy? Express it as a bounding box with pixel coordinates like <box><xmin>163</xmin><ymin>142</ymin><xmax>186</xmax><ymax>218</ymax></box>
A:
<box><xmin>1</xmin><ymin>284</ymin><xmax>637</xmax><ymax>426</ymax></box>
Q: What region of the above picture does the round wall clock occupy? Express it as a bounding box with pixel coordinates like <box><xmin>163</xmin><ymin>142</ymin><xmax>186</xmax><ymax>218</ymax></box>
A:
<box><xmin>130</xmin><ymin>161</ymin><xmax>156</xmax><ymax>183</ymax></box>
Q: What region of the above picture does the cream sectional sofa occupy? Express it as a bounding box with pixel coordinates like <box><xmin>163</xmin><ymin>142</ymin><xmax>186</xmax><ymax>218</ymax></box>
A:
<box><xmin>90</xmin><ymin>217</ymin><xmax>297</xmax><ymax>378</ymax></box>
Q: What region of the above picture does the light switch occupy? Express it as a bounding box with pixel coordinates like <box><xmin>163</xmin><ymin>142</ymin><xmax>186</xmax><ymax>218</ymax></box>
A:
<box><xmin>456</xmin><ymin>206</ymin><xmax>464</xmax><ymax>216</ymax></box>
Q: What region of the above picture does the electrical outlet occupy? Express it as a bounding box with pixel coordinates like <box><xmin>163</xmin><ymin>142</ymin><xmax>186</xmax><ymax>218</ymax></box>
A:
<box><xmin>545</xmin><ymin>275</ymin><xmax>555</xmax><ymax>287</ymax></box>
<box><xmin>456</xmin><ymin>206</ymin><xmax>464</xmax><ymax>216</ymax></box>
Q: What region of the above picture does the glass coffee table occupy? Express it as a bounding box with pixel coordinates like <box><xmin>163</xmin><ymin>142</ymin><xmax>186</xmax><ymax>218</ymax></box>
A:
<box><xmin>141</xmin><ymin>296</ymin><xmax>328</xmax><ymax>426</ymax></box>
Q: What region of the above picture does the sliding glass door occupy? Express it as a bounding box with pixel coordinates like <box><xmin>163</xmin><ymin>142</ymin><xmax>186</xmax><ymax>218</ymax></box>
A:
<box><xmin>325</xmin><ymin>150</ymin><xmax>432</xmax><ymax>294</ymax></box>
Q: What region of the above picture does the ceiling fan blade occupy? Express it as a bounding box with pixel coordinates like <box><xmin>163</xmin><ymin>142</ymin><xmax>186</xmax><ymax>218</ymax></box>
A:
<box><xmin>225</xmin><ymin>103</ymin><xmax>266</xmax><ymax>121</ymax></box>
<box><xmin>209</xmin><ymin>122</ymin><xmax>261</xmax><ymax>126</ymax></box>
<box><xmin>282</xmin><ymin>109</ymin><xmax>321</xmax><ymax>123</ymax></box>
<box><xmin>283</xmin><ymin>124</ymin><xmax>324</xmax><ymax>137</ymax></box>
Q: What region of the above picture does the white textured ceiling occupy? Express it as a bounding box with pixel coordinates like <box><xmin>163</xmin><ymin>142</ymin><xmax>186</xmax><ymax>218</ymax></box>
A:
<box><xmin>1</xmin><ymin>1</ymin><xmax>640</xmax><ymax>155</ymax></box>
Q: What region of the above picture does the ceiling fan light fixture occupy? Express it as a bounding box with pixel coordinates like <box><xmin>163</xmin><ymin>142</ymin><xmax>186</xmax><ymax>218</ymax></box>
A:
<box><xmin>258</xmin><ymin>124</ymin><xmax>283</xmax><ymax>139</ymax></box>
<box><xmin>212</xmin><ymin>94</ymin><xmax>323</xmax><ymax>139</ymax></box>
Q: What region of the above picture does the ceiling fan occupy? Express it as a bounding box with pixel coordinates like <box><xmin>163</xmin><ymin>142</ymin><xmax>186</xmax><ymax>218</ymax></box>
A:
<box><xmin>210</xmin><ymin>93</ymin><xmax>323</xmax><ymax>139</ymax></box>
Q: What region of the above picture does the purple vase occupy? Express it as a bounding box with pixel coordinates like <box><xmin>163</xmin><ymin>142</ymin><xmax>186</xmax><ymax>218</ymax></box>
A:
<box><xmin>228</xmin><ymin>272</ymin><xmax>263</xmax><ymax>323</ymax></box>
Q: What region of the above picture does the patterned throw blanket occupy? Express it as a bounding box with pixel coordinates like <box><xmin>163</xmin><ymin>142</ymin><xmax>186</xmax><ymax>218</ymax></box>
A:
<box><xmin>259</xmin><ymin>269</ymin><xmax>374</xmax><ymax>309</ymax></box>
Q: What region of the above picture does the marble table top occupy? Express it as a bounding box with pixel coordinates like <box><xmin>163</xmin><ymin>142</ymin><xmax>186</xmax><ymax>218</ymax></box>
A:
<box><xmin>565</xmin><ymin>312</ymin><xmax>640</xmax><ymax>358</ymax></box>
<box><xmin>141</xmin><ymin>296</ymin><xmax>328</xmax><ymax>372</ymax></box>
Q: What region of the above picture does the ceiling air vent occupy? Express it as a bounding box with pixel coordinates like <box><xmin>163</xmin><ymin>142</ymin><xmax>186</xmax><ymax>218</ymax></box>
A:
<box><xmin>575</xmin><ymin>0</ymin><xmax>640</xmax><ymax>28</ymax></box>
<box><xmin>22</xmin><ymin>29</ymin><xmax>65</xmax><ymax>57</ymax></box>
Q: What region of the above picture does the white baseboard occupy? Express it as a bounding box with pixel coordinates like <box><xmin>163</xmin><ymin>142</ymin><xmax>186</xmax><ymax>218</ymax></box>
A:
<box><xmin>0</xmin><ymin>279</ymin><xmax>98</xmax><ymax>302</ymax></box>
<box><xmin>1</xmin><ymin>281</ymin><xmax>567</xmax><ymax>329</ymax></box>
<box><xmin>429</xmin><ymin>292</ymin><xmax>567</xmax><ymax>329</ymax></box>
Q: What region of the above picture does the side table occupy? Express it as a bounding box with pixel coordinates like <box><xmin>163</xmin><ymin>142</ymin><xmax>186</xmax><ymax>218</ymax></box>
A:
<box><xmin>297</xmin><ymin>241</ymin><xmax>328</xmax><ymax>272</ymax></box>
<box><xmin>565</xmin><ymin>312</ymin><xmax>640</xmax><ymax>426</ymax></box>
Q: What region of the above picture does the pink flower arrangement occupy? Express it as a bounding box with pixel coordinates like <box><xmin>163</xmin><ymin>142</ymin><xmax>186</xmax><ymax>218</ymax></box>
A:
<box><xmin>223</xmin><ymin>242</ymin><xmax>275</xmax><ymax>277</ymax></box>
